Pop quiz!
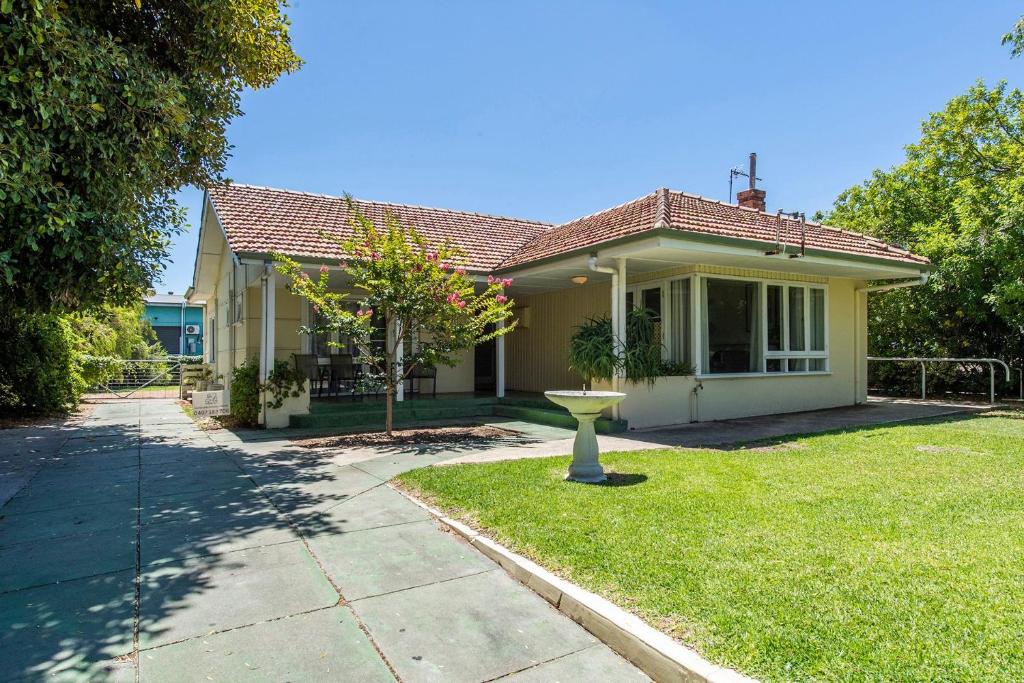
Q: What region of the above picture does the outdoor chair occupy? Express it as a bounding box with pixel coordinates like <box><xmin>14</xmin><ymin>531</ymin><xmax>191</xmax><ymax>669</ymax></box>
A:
<box><xmin>406</xmin><ymin>364</ymin><xmax>437</xmax><ymax>398</ymax></box>
<box><xmin>293</xmin><ymin>353</ymin><xmax>327</xmax><ymax>397</ymax></box>
<box><xmin>328</xmin><ymin>354</ymin><xmax>361</xmax><ymax>399</ymax></box>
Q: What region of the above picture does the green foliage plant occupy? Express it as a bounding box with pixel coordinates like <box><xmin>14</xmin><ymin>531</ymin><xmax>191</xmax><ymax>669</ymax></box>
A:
<box><xmin>263</xmin><ymin>359</ymin><xmax>307</xmax><ymax>410</ymax></box>
<box><xmin>0</xmin><ymin>0</ymin><xmax>301</xmax><ymax>311</ymax></box>
<box><xmin>230</xmin><ymin>358</ymin><xmax>261</xmax><ymax>427</ymax></box>
<box><xmin>0</xmin><ymin>309</ymin><xmax>84</xmax><ymax>413</ymax></box>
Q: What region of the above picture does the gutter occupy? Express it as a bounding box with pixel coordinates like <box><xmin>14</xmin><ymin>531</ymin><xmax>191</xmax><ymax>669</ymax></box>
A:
<box><xmin>855</xmin><ymin>271</ymin><xmax>931</xmax><ymax>293</ymax></box>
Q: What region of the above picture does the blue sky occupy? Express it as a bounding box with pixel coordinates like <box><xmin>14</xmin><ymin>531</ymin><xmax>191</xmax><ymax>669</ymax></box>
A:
<box><xmin>158</xmin><ymin>0</ymin><xmax>1021</xmax><ymax>294</ymax></box>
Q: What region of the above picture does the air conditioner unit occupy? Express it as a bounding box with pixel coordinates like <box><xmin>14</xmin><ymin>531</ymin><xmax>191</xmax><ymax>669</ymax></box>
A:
<box><xmin>184</xmin><ymin>325</ymin><xmax>200</xmax><ymax>335</ymax></box>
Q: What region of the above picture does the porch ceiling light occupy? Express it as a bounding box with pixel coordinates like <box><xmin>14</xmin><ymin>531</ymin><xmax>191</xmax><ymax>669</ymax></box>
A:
<box><xmin>571</xmin><ymin>275</ymin><xmax>588</xmax><ymax>285</ymax></box>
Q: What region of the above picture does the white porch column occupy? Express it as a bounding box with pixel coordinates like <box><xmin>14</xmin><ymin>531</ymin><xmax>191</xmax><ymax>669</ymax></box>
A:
<box><xmin>616</xmin><ymin>257</ymin><xmax>628</xmax><ymax>375</ymax></box>
<box><xmin>390</xmin><ymin>317</ymin><xmax>404</xmax><ymax>402</ymax></box>
<box><xmin>496</xmin><ymin>319</ymin><xmax>506</xmax><ymax>398</ymax></box>
<box><xmin>259</xmin><ymin>268</ymin><xmax>276</xmax><ymax>383</ymax></box>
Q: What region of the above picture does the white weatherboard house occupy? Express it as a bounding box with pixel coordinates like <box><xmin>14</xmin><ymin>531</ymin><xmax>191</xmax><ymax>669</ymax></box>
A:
<box><xmin>188</xmin><ymin>180</ymin><xmax>930</xmax><ymax>429</ymax></box>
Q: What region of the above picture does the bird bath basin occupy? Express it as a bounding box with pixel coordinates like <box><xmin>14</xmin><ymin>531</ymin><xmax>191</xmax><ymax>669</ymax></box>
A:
<box><xmin>544</xmin><ymin>390</ymin><xmax>627</xmax><ymax>483</ymax></box>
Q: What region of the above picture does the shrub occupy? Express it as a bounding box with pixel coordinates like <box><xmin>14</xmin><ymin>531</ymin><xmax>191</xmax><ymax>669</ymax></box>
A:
<box><xmin>230</xmin><ymin>358</ymin><xmax>261</xmax><ymax>427</ymax></box>
<box><xmin>568</xmin><ymin>308</ymin><xmax>672</xmax><ymax>387</ymax></box>
<box><xmin>0</xmin><ymin>310</ymin><xmax>85</xmax><ymax>414</ymax></box>
<box><xmin>264</xmin><ymin>359</ymin><xmax>307</xmax><ymax>409</ymax></box>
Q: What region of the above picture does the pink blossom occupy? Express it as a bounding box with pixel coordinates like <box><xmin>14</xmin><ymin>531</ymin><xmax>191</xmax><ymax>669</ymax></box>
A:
<box><xmin>501</xmin><ymin>278</ymin><xmax>513</xmax><ymax>287</ymax></box>
<box><xmin>319</xmin><ymin>265</ymin><xmax>329</xmax><ymax>275</ymax></box>
<box><xmin>440</xmin><ymin>262</ymin><xmax>450</xmax><ymax>271</ymax></box>
<box><xmin>371</xmin><ymin>251</ymin><xmax>381</xmax><ymax>260</ymax></box>
<box><xmin>458</xmin><ymin>300</ymin><xmax>466</xmax><ymax>309</ymax></box>
<box><xmin>455</xmin><ymin>266</ymin><xmax>466</xmax><ymax>276</ymax></box>
<box><xmin>363</xmin><ymin>308</ymin><xmax>373</xmax><ymax>317</ymax></box>
<box><xmin>447</xmin><ymin>292</ymin><xmax>460</xmax><ymax>304</ymax></box>
<box><xmin>487</xmin><ymin>275</ymin><xmax>495</xmax><ymax>285</ymax></box>
<box><xmin>496</xmin><ymin>294</ymin><xmax>507</xmax><ymax>304</ymax></box>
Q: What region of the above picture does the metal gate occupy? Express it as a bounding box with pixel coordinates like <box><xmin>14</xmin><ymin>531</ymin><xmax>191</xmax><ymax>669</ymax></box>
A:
<box><xmin>85</xmin><ymin>358</ymin><xmax>189</xmax><ymax>399</ymax></box>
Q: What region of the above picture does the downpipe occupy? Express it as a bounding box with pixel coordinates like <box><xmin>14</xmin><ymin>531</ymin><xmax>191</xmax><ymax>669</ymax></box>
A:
<box><xmin>689</xmin><ymin>379</ymin><xmax>704</xmax><ymax>423</ymax></box>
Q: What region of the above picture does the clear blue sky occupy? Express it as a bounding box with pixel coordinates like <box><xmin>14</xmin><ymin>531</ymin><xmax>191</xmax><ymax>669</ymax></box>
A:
<box><xmin>157</xmin><ymin>0</ymin><xmax>1021</xmax><ymax>294</ymax></box>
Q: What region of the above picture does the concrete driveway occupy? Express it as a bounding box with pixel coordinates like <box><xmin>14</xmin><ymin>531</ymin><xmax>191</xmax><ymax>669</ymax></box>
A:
<box><xmin>0</xmin><ymin>400</ymin><xmax>646</xmax><ymax>682</ymax></box>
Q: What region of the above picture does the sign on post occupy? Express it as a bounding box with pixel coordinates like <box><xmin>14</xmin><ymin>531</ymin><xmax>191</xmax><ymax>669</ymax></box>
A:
<box><xmin>192</xmin><ymin>390</ymin><xmax>229</xmax><ymax>418</ymax></box>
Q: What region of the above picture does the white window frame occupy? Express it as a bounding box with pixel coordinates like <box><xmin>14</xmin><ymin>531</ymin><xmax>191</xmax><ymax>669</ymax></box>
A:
<box><xmin>762</xmin><ymin>282</ymin><xmax>829</xmax><ymax>374</ymax></box>
<box><xmin>626</xmin><ymin>281</ymin><xmax>672</xmax><ymax>361</ymax></box>
<box><xmin>688</xmin><ymin>272</ymin><xmax>831</xmax><ymax>378</ymax></box>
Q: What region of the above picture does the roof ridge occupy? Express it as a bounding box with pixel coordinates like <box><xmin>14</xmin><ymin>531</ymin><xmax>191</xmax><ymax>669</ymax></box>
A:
<box><xmin>213</xmin><ymin>183</ymin><xmax>553</xmax><ymax>227</ymax></box>
<box><xmin>653</xmin><ymin>187</ymin><xmax>671</xmax><ymax>229</ymax></box>
<box><xmin>550</xmin><ymin>189</ymin><xmax>660</xmax><ymax>229</ymax></box>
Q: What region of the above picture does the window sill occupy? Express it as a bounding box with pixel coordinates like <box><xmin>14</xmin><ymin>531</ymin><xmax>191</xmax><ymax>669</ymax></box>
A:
<box><xmin>696</xmin><ymin>371</ymin><xmax>833</xmax><ymax>380</ymax></box>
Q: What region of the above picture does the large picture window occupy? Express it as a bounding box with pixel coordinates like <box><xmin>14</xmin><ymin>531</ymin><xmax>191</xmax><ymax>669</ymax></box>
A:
<box><xmin>702</xmin><ymin>278</ymin><xmax>762</xmax><ymax>373</ymax></box>
<box><xmin>765</xmin><ymin>283</ymin><xmax>827</xmax><ymax>373</ymax></box>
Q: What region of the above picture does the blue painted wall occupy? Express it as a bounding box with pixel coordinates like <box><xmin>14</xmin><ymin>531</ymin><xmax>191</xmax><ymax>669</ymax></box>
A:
<box><xmin>144</xmin><ymin>303</ymin><xmax>204</xmax><ymax>355</ymax></box>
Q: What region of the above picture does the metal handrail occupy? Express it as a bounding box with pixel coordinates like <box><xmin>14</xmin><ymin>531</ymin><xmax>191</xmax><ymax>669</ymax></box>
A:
<box><xmin>867</xmin><ymin>356</ymin><xmax>1012</xmax><ymax>405</ymax></box>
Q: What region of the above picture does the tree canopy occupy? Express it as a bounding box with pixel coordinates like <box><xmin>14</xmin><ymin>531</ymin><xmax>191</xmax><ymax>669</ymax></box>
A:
<box><xmin>819</xmin><ymin>82</ymin><xmax>1024</xmax><ymax>381</ymax></box>
<box><xmin>0</xmin><ymin>0</ymin><xmax>301</xmax><ymax>311</ymax></box>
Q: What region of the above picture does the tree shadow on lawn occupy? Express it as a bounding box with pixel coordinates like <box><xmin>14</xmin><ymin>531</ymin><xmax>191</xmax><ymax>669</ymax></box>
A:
<box><xmin>0</xmin><ymin>412</ymin><xmax>356</xmax><ymax>681</ymax></box>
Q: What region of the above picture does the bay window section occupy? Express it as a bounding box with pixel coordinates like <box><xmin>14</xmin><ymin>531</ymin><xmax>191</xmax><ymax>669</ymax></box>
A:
<box><xmin>702</xmin><ymin>278</ymin><xmax>762</xmax><ymax>373</ymax></box>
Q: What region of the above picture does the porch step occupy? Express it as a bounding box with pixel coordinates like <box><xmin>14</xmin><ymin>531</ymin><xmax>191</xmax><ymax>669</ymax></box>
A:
<box><xmin>492</xmin><ymin>405</ymin><xmax>627</xmax><ymax>433</ymax></box>
<box><xmin>290</xmin><ymin>396</ymin><xmax>627</xmax><ymax>433</ymax></box>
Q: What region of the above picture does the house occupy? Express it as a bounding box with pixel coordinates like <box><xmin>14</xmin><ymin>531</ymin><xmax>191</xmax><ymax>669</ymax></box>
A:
<box><xmin>143</xmin><ymin>292</ymin><xmax>204</xmax><ymax>356</ymax></box>
<box><xmin>188</xmin><ymin>179</ymin><xmax>930</xmax><ymax>429</ymax></box>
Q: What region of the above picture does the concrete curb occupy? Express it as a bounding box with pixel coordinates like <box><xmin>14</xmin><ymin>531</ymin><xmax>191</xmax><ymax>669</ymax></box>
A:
<box><xmin>390</xmin><ymin>484</ymin><xmax>757</xmax><ymax>683</ymax></box>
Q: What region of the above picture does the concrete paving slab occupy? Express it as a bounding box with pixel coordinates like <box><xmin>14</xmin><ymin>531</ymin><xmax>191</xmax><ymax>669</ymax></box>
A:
<box><xmin>352</xmin><ymin>569</ymin><xmax>600</xmax><ymax>683</ymax></box>
<box><xmin>257</xmin><ymin>465</ymin><xmax>384</xmax><ymax>515</ymax></box>
<box><xmin>497</xmin><ymin>644</ymin><xmax>650</xmax><ymax>682</ymax></box>
<box><xmin>294</xmin><ymin>484</ymin><xmax>431</xmax><ymax>537</ymax></box>
<box><xmin>140</xmin><ymin>467</ymin><xmax>254</xmax><ymax>498</ymax></box>
<box><xmin>0</xmin><ymin>500</ymin><xmax>137</xmax><ymax>546</ymax></box>
<box><xmin>0</xmin><ymin>570</ymin><xmax>134</xmax><ymax>681</ymax></box>
<box><xmin>140</xmin><ymin>485</ymin><xmax>269</xmax><ymax>525</ymax></box>
<box><xmin>350</xmin><ymin>453</ymin><xmax>453</xmax><ymax>480</ymax></box>
<box><xmin>139</xmin><ymin>606</ymin><xmax>395</xmax><ymax>682</ymax></box>
<box><xmin>141</xmin><ymin>506</ymin><xmax>297</xmax><ymax>565</ymax></box>
<box><xmin>60</xmin><ymin>434</ymin><xmax>138</xmax><ymax>455</ymax></box>
<box><xmin>2</xmin><ymin>476</ymin><xmax>138</xmax><ymax>514</ymax></box>
<box><xmin>0</xmin><ymin>525</ymin><xmax>136</xmax><ymax>592</ymax></box>
<box><xmin>308</xmin><ymin>519</ymin><xmax>494</xmax><ymax>600</ymax></box>
<box><xmin>139</xmin><ymin>541</ymin><xmax>338</xmax><ymax>649</ymax></box>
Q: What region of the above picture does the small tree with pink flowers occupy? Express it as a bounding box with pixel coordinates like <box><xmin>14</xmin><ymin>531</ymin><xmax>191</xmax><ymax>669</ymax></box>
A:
<box><xmin>274</xmin><ymin>202</ymin><xmax>515</xmax><ymax>435</ymax></box>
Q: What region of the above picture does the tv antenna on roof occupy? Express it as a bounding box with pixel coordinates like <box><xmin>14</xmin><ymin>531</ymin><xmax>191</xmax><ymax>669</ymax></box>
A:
<box><xmin>729</xmin><ymin>152</ymin><xmax>762</xmax><ymax>203</ymax></box>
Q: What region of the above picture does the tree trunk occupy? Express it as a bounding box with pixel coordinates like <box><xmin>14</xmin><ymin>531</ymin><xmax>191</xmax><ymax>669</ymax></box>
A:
<box><xmin>385</xmin><ymin>384</ymin><xmax>393</xmax><ymax>437</ymax></box>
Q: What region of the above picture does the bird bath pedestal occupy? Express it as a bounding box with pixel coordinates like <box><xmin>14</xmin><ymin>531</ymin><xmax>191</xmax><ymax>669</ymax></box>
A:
<box><xmin>544</xmin><ymin>390</ymin><xmax>627</xmax><ymax>483</ymax></box>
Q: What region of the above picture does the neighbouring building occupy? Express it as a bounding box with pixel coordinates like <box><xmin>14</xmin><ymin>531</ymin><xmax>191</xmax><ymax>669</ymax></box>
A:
<box><xmin>143</xmin><ymin>292</ymin><xmax>204</xmax><ymax>356</ymax></box>
<box><xmin>188</xmin><ymin>174</ymin><xmax>931</xmax><ymax>428</ymax></box>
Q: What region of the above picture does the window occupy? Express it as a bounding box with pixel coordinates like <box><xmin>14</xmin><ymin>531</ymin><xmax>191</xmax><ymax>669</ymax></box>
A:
<box><xmin>669</xmin><ymin>278</ymin><xmax>691</xmax><ymax>365</ymax></box>
<box><xmin>765</xmin><ymin>284</ymin><xmax>827</xmax><ymax>373</ymax></box>
<box><xmin>702</xmin><ymin>278</ymin><xmax>762</xmax><ymax>373</ymax></box>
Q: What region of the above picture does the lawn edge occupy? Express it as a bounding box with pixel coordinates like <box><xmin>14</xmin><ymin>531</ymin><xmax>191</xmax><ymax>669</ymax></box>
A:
<box><xmin>389</xmin><ymin>482</ymin><xmax>758</xmax><ymax>683</ymax></box>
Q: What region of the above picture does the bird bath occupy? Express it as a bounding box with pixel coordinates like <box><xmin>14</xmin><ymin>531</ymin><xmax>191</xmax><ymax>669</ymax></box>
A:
<box><xmin>544</xmin><ymin>390</ymin><xmax>627</xmax><ymax>483</ymax></box>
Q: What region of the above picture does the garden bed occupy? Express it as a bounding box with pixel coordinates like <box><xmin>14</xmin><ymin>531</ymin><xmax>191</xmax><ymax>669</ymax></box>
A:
<box><xmin>397</xmin><ymin>410</ymin><xmax>1024</xmax><ymax>681</ymax></box>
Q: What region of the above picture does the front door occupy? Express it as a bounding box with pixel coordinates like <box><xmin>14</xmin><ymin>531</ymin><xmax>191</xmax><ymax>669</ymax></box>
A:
<box><xmin>474</xmin><ymin>324</ymin><xmax>496</xmax><ymax>392</ymax></box>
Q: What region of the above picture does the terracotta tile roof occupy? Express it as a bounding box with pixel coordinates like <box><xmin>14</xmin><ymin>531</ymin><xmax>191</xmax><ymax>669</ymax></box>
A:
<box><xmin>207</xmin><ymin>184</ymin><xmax>552</xmax><ymax>272</ymax></box>
<box><xmin>207</xmin><ymin>184</ymin><xmax>929</xmax><ymax>274</ymax></box>
<box><xmin>499</xmin><ymin>188</ymin><xmax>929</xmax><ymax>268</ymax></box>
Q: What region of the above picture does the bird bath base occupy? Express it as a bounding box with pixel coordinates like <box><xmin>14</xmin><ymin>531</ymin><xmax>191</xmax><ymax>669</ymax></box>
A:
<box><xmin>543</xmin><ymin>390</ymin><xmax>627</xmax><ymax>483</ymax></box>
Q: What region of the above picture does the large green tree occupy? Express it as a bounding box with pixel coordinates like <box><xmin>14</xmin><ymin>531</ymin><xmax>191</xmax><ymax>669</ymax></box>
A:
<box><xmin>0</xmin><ymin>0</ymin><xmax>301</xmax><ymax>311</ymax></box>
<box><xmin>820</xmin><ymin>82</ymin><xmax>1024</xmax><ymax>389</ymax></box>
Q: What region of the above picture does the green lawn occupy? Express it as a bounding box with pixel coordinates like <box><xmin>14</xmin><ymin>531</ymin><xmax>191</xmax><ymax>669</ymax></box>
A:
<box><xmin>397</xmin><ymin>411</ymin><xmax>1024</xmax><ymax>682</ymax></box>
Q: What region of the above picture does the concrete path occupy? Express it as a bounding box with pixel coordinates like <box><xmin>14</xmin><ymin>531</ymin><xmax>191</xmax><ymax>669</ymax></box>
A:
<box><xmin>0</xmin><ymin>400</ymin><xmax>646</xmax><ymax>682</ymax></box>
<box><xmin>442</xmin><ymin>397</ymin><xmax>985</xmax><ymax>465</ymax></box>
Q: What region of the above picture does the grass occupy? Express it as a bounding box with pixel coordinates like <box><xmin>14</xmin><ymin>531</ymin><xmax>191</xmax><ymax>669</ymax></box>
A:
<box><xmin>396</xmin><ymin>410</ymin><xmax>1024</xmax><ymax>682</ymax></box>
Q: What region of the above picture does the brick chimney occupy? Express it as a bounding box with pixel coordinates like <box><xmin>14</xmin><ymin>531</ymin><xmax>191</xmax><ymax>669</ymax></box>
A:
<box><xmin>736</xmin><ymin>152</ymin><xmax>766</xmax><ymax>211</ymax></box>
